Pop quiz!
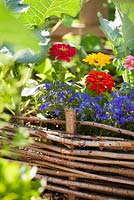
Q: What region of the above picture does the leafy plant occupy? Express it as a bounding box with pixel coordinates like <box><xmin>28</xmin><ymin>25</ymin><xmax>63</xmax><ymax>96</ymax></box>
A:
<box><xmin>98</xmin><ymin>0</ymin><xmax>134</xmax><ymax>58</ymax></box>
<box><xmin>0</xmin><ymin>0</ymin><xmax>81</xmax><ymax>115</ymax></box>
<box><xmin>81</xmin><ymin>34</ymin><xmax>103</xmax><ymax>53</ymax></box>
<box><xmin>22</xmin><ymin>0</ymin><xmax>81</xmax><ymax>28</ymax></box>
<box><xmin>0</xmin><ymin>158</ymin><xmax>46</xmax><ymax>200</ymax></box>
<box><xmin>0</xmin><ymin>1</ymin><xmax>39</xmax><ymax>52</ymax></box>
<box><xmin>98</xmin><ymin>0</ymin><xmax>134</xmax><ymax>84</ymax></box>
<box><xmin>0</xmin><ymin>1</ymin><xmax>82</xmax><ymax>199</ymax></box>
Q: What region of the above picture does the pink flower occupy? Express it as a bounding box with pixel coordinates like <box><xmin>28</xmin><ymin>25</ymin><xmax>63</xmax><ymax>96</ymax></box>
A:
<box><xmin>124</xmin><ymin>55</ymin><xmax>134</xmax><ymax>70</ymax></box>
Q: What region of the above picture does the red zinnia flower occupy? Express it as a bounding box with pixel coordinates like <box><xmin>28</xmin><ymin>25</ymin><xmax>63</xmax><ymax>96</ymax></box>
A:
<box><xmin>85</xmin><ymin>70</ymin><xmax>115</xmax><ymax>95</ymax></box>
<box><xmin>49</xmin><ymin>43</ymin><xmax>76</xmax><ymax>62</ymax></box>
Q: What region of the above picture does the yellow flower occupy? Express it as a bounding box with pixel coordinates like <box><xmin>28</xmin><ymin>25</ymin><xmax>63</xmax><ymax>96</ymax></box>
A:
<box><xmin>83</xmin><ymin>52</ymin><xmax>111</xmax><ymax>67</ymax></box>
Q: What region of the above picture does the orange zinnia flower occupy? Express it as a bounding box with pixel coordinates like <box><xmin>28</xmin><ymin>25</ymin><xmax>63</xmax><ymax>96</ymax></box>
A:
<box><xmin>83</xmin><ymin>52</ymin><xmax>110</xmax><ymax>67</ymax></box>
<box><xmin>85</xmin><ymin>70</ymin><xmax>115</xmax><ymax>95</ymax></box>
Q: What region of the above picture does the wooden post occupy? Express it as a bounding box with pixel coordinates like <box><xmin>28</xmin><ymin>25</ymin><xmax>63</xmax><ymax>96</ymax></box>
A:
<box><xmin>65</xmin><ymin>108</ymin><xmax>76</xmax><ymax>135</ymax></box>
<box><xmin>65</xmin><ymin>109</ymin><xmax>77</xmax><ymax>200</ymax></box>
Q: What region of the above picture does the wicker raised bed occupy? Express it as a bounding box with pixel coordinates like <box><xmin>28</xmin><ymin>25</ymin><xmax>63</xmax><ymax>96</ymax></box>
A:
<box><xmin>0</xmin><ymin>109</ymin><xmax>134</xmax><ymax>200</ymax></box>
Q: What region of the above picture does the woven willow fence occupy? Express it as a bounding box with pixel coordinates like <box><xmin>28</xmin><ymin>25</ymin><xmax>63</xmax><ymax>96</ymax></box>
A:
<box><xmin>0</xmin><ymin>109</ymin><xmax>134</xmax><ymax>200</ymax></box>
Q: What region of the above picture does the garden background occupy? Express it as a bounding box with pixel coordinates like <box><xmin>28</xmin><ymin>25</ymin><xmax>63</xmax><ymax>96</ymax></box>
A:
<box><xmin>0</xmin><ymin>0</ymin><xmax>134</xmax><ymax>200</ymax></box>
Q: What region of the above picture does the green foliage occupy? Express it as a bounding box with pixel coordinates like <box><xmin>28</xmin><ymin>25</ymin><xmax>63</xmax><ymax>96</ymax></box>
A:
<box><xmin>34</xmin><ymin>58</ymin><xmax>53</xmax><ymax>81</ymax></box>
<box><xmin>0</xmin><ymin>158</ymin><xmax>45</xmax><ymax>200</ymax></box>
<box><xmin>104</xmin><ymin>0</ymin><xmax>115</xmax><ymax>20</ymax></box>
<box><xmin>62</xmin><ymin>15</ymin><xmax>77</xmax><ymax>27</ymax></box>
<box><xmin>98</xmin><ymin>0</ymin><xmax>134</xmax><ymax>83</ymax></box>
<box><xmin>113</xmin><ymin>0</ymin><xmax>134</xmax><ymax>54</ymax></box>
<box><xmin>0</xmin><ymin>1</ymin><xmax>83</xmax><ymax>199</ymax></box>
<box><xmin>12</xmin><ymin>127</ymin><xmax>33</xmax><ymax>147</ymax></box>
<box><xmin>0</xmin><ymin>1</ymin><xmax>39</xmax><ymax>52</ymax></box>
<box><xmin>113</xmin><ymin>0</ymin><xmax>134</xmax><ymax>21</ymax></box>
<box><xmin>0</xmin><ymin>49</ymin><xmax>33</xmax><ymax>117</ymax></box>
<box><xmin>33</xmin><ymin>47</ymin><xmax>89</xmax><ymax>83</ymax></box>
<box><xmin>98</xmin><ymin>0</ymin><xmax>134</xmax><ymax>58</ymax></box>
<box><xmin>22</xmin><ymin>0</ymin><xmax>81</xmax><ymax>28</ymax></box>
<box><xmin>98</xmin><ymin>12</ymin><xmax>124</xmax><ymax>58</ymax></box>
<box><xmin>81</xmin><ymin>34</ymin><xmax>103</xmax><ymax>53</ymax></box>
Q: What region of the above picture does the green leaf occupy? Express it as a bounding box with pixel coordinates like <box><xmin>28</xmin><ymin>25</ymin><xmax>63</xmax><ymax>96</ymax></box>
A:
<box><xmin>62</xmin><ymin>15</ymin><xmax>75</xmax><ymax>27</ymax></box>
<box><xmin>81</xmin><ymin>34</ymin><xmax>103</xmax><ymax>52</ymax></box>
<box><xmin>98</xmin><ymin>12</ymin><xmax>124</xmax><ymax>57</ymax></box>
<box><xmin>0</xmin><ymin>158</ymin><xmax>44</xmax><ymax>199</ymax></box>
<box><xmin>122</xmin><ymin>15</ymin><xmax>134</xmax><ymax>53</ymax></box>
<box><xmin>34</xmin><ymin>58</ymin><xmax>52</xmax><ymax>73</ymax></box>
<box><xmin>0</xmin><ymin>1</ymin><xmax>39</xmax><ymax>51</ymax></box>
<box><xmin>113</xmin><ymin>0</ymin><xmax>134</xmax><ymax>21</ymax></box>
<box><xmin>98</xmin><ymin>1</ymin><xmax>134</xmax><ymax>57</ymax></box>
<box><xmin>113</xmin><ymin>0</ymin><xmax>134</xmax><ymax>54</ymax></box>
<box><xmin>98</xmin><ymin>12</ymin><xmax>122</xmax><ymax>47</ymax></box>
<box><xmin>23</xmin><ymin>0</ymin><xmax>80</xmax><ymax>27</ymax></box>
<box><xmin>13</xmin><ymin>127</ymin><xmax>32</xmax><ymax>147</ymax></box>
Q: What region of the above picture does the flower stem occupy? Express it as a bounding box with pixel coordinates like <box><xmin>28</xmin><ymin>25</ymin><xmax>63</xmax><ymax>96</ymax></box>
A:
<box><xmin>123</xmin><ymin>68</ymin><xmax>129</xmax><ymax>83</ymax></box>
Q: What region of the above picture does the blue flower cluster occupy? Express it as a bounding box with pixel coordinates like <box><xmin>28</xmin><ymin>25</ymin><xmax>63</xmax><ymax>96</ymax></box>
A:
<box><xmin>69</xmin><ymin>93</ymin><xmax>104</xmax><ymax>121</ymax></box>
<box><xmin>37</xmin><ymin>82</ymin><xmax>134</xmax><ymax>127</ymax></box>
<box><xmin>93</xmin><ymin>87</ymin><xmax>134</xmax><ymax>125</ymax></box>
<box><xmin>38</xmin><ymin>82</ymin><xmax>74</xmax><ymax>118</ymax></box>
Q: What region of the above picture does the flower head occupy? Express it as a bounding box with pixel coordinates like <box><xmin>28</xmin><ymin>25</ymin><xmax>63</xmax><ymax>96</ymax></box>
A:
<box><xmin>124</xmin><ymin>55</ymin><xmax>134</xmax><ymax>70</ymax></box>
<box><xmin>85</xmin><ymin>70</ymin><xmax>115</xmax><ymax>94</ymax></box>
<box><xmin>83</xmin><ymin>52</ymin><xmax>110</xmax><ymax>67</ymax></box>
<box><xmin>49</xmin><ymin>43</ymin><xmax>76</xmax><ymax>62</ymax></box>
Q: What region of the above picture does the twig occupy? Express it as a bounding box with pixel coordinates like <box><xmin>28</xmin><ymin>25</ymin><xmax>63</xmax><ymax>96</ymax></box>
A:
<box><xmin>28</xmin><ymin>145</ymin><xmax>134</xmax><ymax>168</ymax></box>
<box><xmin>23</xmin><ymin>147</ymin><xmax>134</xmax><ymax>178</ymax></box>
<box><xmin>12</xmin><ymin>115</ymin><xmax>134</xmax><ymax>137</ymax></box>
<box><xmin>33</xmin><ymin>142</ymin><xmax>134</xmax><ymax>160</ymax></box>
<box><xmin>16</xmin><ymin>150</ymin><xmax>134</xmax><ymax>185</ymax></box>
<box><xmin>12</xmin><ymin>116</ymin><xmax>65</xmax><ymax>125</ymax></box>
<box><xmin>46</xmin><ymin>184</ymin><xmax>122</xmax><ymax>200</ymax></box>
<box><xmin>42</xmin><ymin>176</ymin><xmax>134</xmax><ymax>198</ymax></box>
<box><xmin>78</xmin><ymin>121</ymin><xmax>134</xmax><ymax>137</ymax></box>
<box><xmin>39</xmin><ymin>133</ymin><xmax>134</xmax><ymax>150</ymax></box>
